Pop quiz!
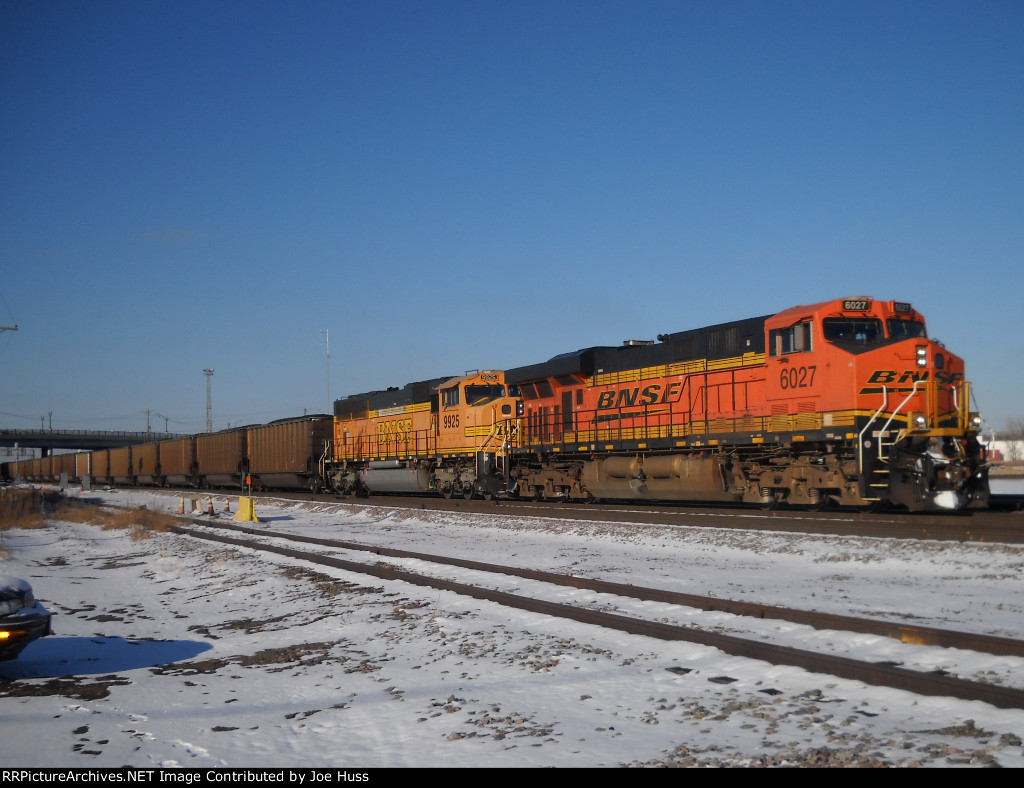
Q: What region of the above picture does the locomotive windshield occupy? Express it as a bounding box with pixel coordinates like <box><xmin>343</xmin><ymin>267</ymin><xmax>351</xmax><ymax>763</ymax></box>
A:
<box><xmin>887</xmin><ymin>319</ymin><xmax>927</xmax><ymax>340</ymax></box>
<box><xmin>822</xmin><ymin>317</ymin><xmax>883</xmax><ymax>343</ymax></box>
<box><xmin>465</xmin><ymin>384</ymin><xmax>506</xmax><ymax>405</ymax></box>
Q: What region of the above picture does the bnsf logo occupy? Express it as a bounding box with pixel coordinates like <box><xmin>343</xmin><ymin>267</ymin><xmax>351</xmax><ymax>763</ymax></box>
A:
<box><xmin>597</xmin><ymin>382</ymin><xmax>683</xmax><ymax>410</ymax></box>
<box><xmin>377</xmin><ymin>418</ymin><xmax>413</xmax><ymax>439</ymax></box>
<box><xmin>868</xmin><ymin>370</ymin><xmax>963</xmax><ymax>385</ymax></box>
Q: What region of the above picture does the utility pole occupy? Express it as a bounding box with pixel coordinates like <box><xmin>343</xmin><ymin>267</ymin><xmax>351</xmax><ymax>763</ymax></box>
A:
<box><xmin>144</xmin><ymin>408</ymin><xmax>152</xmax><ymax>434</ymax></box>
<box><xmin>203</xmin><ymin>368</ymin><xmax>214</xmax><ymax>433</ymax></box>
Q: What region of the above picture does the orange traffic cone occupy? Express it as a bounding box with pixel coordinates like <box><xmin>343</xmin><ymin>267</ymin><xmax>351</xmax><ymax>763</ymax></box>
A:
<box><xmin>224</xmin><ymin>498</ymin><xmax>231</xmax><ymax>513</ymax></box>
<box><xmin>178</xmin><ymin>497</ymin><xmax>185</xmax><ymax>515</ymax></box>
<box><xmin>207</xmin><ymin>497</ymin><xmax>215</xmax><ymax>516</ymax></box>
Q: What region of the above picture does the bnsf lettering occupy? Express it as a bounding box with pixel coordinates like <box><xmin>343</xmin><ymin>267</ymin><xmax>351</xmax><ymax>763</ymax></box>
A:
<box><xmin>596</xmin><ymin>382</ymin><xmax>682</xmax><ymax>410</ymax></box>
<box><xmin>378</xmin><ymin>418</ymin><xmax>413</xmax><ymax>439</ymax></box>
<box><xmin>867</xmin><ymin>369</ymin><xmax>964</xmax><ymax>385</ymax></box>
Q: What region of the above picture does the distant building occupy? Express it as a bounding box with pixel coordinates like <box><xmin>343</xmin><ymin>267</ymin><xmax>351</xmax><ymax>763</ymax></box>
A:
<box><xmin>984</xmin><ymin>440</ymin><xmax>1023</xmax><ymax>462</ymax></box>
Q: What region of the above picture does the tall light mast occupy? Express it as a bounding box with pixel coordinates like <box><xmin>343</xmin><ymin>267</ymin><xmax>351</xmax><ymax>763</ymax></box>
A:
<box><xmin>203</xmin><ymin>368</ymin><xmax>214</xmax><ymax>432</ymax></box>
<box><xmin>320</xmin><ymin>329</ymin><xmax>331</xmax><ymax>412</ymax></box>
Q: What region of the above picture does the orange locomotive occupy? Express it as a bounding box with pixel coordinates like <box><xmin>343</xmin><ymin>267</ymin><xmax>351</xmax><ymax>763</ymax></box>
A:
<box><xmin>505</xmin><ymin>297</ymin><xmax>987</xmax><ymax>511</ymax></box>
<box><xmin>329</xmin><ymin>370</ymin><xmax>521</xmax><ymax>499</ymax></box>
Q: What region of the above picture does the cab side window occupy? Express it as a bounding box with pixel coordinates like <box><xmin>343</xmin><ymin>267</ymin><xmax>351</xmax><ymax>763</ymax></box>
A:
<box><xmin>769</xmin><ymin>321</ymin><xmax>812</xmax><ymax>357</ymax></box>
<box><xmin>441</xmin><ymin>387</ymin><xmax>460</xmax><ymax>407</ymax></box>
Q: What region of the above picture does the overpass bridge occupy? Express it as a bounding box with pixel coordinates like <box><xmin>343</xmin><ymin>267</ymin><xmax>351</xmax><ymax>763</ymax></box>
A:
<box><xmin>0</xmin><ymin>428</ymin><xmax>187</xmax><ymax>456</ymax></box>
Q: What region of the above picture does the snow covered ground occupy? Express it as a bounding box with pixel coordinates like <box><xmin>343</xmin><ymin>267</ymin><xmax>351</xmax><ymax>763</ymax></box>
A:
<box><xmin>1</xmin><ymin>482</ymin><xmax>1023</xmax><ymax>768</ymax></box>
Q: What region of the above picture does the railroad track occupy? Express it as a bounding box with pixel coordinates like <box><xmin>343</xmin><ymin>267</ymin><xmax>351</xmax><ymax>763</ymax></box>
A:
<box><xmin>237</xmin><ymin>489</ymin><xmax>1024</xmax><ymax>543</ymax></box>
<box><xmin>166</xmin><ymin>512</ymin><xmax>1024</xmax><ymax>711</ymax></box>
<box><xmin>113</xmin><ymin>483</ymin><xmax>1024</xmax><ymax>541</ymax></box>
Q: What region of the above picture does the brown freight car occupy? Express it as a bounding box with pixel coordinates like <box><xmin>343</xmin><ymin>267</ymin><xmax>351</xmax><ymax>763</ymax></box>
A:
<box><xmin>55</xmin><ymin>453</ymin><xmax>78</xmax><ymax>485</ymax></box>
<box><xmin>247</xmin><ymin>416</ymin><xmax>332</xmax><ymax>492</ymax></box>
<box><xmin>159</xmin><ymin>436</ymin><xmax>196</xmax><ymax>487</ymax></box>
<box><xmin>133</xmin><ymin>442</ymin><xmax>161</xmax><ymax>486</ymax></box>
<box><xmin>195</xmin><ymin>428</ymin><xmax>247</xmax><ymax>488</ymax></box>
<box><xmin>92</xmin><ymin>450</ymin><xmax>111</xmax><ymax>485</ymax></box>
<box><xmin>108</xmin><ymin>446</ymin><xmax>133</xmax><ymax>485</ymax></box>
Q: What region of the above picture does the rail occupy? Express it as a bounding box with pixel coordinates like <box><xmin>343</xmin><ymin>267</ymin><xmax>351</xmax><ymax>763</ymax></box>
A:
<box><xmin>173</xmin><ymin>516</ymin><xmax>1024</xmax><ymax>711</ymax></box>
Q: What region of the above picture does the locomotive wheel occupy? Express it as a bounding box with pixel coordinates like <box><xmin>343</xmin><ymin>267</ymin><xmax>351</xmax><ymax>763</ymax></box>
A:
<box><xmin>441</xmin><ymin>485</ymin><xmax>454</xmax><ymax>499</ymax></box>
<box><xmin>807</xmin><ymin>490</ymin><xmax>830</xmax><ymax>512</ymax></box>
<box><xmin>463</xmin><ymin>486</ymin><xmax>475</xmax><ymax>500</ymax></box>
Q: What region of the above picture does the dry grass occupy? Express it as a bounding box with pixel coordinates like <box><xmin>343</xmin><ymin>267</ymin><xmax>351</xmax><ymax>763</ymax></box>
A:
<box><xmin>0</xmin><ymin>488</ymin><xmax>52</xmax><ymax>531</ymax></box>
<box><xmin>0</xmin><ymin>488</ymin><xmax>179</xmax><ymax>541</ymax></box>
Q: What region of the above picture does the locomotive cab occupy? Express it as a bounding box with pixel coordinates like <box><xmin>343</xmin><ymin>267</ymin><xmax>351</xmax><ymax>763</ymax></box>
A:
<box><xmin>436</xmin><ymin>371</ymin><xmax>522</xmax><ymax>498</ymax></box>
<box><xmin>764</xmin><ymin>298</ymin><xmax>987</xmax><ymax>511</ymax></box>
<box><xmin>331</xmin><ymin>370</ymin><xmax>523</xmax><ymax>499</ymax></box>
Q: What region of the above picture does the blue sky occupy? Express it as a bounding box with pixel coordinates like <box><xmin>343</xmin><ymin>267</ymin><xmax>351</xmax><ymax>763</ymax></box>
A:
<box><xmin>1</xmin><ymin>0</ymin><xmax>1021</xmax><ymax>435</ymax></box>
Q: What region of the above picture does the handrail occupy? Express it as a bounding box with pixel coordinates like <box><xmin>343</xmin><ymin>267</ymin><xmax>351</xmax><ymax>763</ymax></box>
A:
<box><xmin>477</xmin><ymin>414</ymin><xmax>519</xmax><ymax>456</ymax></box>
<box><xmin>876</xmin><ymin>379</ymin><xmax>924</xmax><ymax>459</ymax></box>
<box><xmin>858</xmin><ymin>385</ymin><xmax>888</xmax><ymax>476</ymax></box>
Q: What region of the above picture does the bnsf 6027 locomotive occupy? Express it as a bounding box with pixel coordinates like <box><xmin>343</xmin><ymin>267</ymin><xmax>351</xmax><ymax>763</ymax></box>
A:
<box><xmin>325</xmin><ymin>297</ymin><xmax>987</xmax><ymax>511</ymax></box>
<box><xmin>502</xmin><ymin>297</ymin><xmax>987</xmax><ymax>511</ymax></box>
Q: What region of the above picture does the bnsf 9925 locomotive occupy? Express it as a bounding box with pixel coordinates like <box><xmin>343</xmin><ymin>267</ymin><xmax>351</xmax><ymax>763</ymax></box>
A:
<box><xmin>2</xmin><ymin>297</ymin><xmax>988</xmax><ymax>512</ymax></box>
<box><xmin>328</xmin><ymin>370</ymin><xmax>521</xmax><ymax>500</ymax></box>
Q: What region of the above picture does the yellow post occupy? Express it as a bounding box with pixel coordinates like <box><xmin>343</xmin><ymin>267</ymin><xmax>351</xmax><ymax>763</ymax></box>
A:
<box><xmin>233</xmin><ymin>496</ymin><xmax>260</xmax><ymax>522</ymax></box>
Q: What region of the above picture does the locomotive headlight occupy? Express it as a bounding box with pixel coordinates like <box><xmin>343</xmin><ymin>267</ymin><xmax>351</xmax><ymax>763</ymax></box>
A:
<box><xmin>910</xmin><ymin>413</ymin><xmax>928</xmax><ymax>432</ymax></box>
<box><xmin>916</xmin><ymin>345</ymin><xmax>928</xmax><ymax>367</ymax></box>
